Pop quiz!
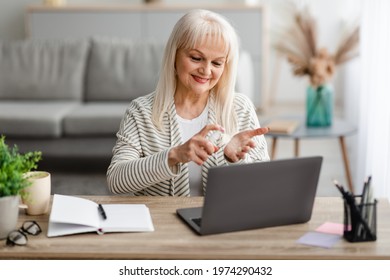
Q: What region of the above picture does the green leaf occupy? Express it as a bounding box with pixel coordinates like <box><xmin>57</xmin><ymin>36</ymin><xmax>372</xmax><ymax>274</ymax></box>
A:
<box><xmin>0</xmin><ymin>135</ymin><xmax>42</xmax><ymax>197</ymax></box>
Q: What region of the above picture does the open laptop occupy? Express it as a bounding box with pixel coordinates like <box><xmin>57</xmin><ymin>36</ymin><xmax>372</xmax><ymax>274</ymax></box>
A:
<box><xmin>177</xmin><ymin>156</ymin><xmax>323</xmax><ymax>235</ymax></box>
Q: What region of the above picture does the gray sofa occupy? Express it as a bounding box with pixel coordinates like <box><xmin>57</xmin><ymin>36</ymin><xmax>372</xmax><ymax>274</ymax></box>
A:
<box><xmin>0</xmin><ymin>38</ymin><xmax>254</xmax><ymax>161</ymax></box>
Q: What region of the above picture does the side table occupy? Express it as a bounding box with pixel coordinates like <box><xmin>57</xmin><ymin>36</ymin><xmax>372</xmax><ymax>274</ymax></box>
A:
<box><xmin>264</xmin><ymin>118</ymin><xmax>357</xmax><ymax>193</ymax></box>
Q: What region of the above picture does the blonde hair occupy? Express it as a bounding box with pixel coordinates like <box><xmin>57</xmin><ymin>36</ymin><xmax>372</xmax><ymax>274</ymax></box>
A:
<box><xmin>151</xmin><ymin>9</ymin><xmax>239</xmax><ymax>135</ymax></box>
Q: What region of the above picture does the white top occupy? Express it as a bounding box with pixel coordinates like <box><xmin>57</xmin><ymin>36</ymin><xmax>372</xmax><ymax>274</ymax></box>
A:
<box><xmin>177</xmin><ymin>104</ymin><xmax>209</xmax><ymax>196</ymax></box>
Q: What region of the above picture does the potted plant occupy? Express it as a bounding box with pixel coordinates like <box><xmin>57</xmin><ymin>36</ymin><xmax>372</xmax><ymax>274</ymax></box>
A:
<box><xmin>0</xmin><ymin>136</ymin><xmax>42</xmax><ymax>239</ymax></box>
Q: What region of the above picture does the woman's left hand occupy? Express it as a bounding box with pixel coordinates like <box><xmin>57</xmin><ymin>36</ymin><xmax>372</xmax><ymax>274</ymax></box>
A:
<box><xmin>224</xmin><ymin>127</ymin><xmax>269</xmax><ymax>163</ymax></box>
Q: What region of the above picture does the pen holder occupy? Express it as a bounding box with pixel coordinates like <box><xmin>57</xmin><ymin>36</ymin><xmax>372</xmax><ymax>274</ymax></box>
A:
<box><xmin>343</xmin><ymin>195</ymin><xmax>377</xmax><ymax>242</ymax></box>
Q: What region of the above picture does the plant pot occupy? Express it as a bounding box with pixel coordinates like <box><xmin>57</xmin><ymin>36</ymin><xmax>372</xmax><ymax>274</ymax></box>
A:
<box><xmin>22</xmin><ymin>171</ymin><xmax>51</xmax><ymax>216</ymax></box>
<box><xmin>0</xmin><ymin>196</ymin><xmax>19</xmax><ymax>239</ymax></box>
<box><xmin>306</xmin><ymin>84</ymin><xmax>333</xmax><ymax>127</ymax></box>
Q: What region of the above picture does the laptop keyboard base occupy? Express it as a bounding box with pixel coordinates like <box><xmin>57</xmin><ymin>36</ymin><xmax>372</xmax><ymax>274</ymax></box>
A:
<box><xmin>192</xmin><ymin>218</ymin><xmax>202</xmax><ymax>227</ymax></box>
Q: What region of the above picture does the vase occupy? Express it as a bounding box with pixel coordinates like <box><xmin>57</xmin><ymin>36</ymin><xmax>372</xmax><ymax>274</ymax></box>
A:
<box><xmin>306</xmin><ymin>84</ymin><xmax>333</xmax><ymax>127</ymax></box>
<box><xmin>0</xmin><ymin>196</ymin><xmax>19</xmax><ymax>239</ymax></box>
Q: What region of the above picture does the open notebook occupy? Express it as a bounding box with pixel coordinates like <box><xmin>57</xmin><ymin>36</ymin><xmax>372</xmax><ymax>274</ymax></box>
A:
<box><xmin>47</xmin><ymin>194</ymin><xmax>154</xmax><ymax>237</ymax></box>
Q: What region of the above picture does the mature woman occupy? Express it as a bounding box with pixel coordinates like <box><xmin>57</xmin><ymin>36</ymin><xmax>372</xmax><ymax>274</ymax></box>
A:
<box><xmin>107</xmin><ymin>9</ymin><xmax>270</xmax><ymax>196</ymax></box>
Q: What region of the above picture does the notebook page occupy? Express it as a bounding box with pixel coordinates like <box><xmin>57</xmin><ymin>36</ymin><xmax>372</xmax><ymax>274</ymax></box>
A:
<box><xmin>47</xmin><ymin>222</ymin><xmax>97</xmax><ymax>237</ymax></box>
<box><xmin>49</xmin><ymin>194</ymin><xmax>100</xmax><ymax>228</ymax></box>
<box><xmin>99</xmin><ymin>204</ymin><xmax>154</xmax><ymax>232</ymax></box>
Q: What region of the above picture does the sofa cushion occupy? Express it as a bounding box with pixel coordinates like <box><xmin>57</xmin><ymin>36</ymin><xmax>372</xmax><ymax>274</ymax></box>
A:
<box><xmin>86</xmin><ymin>38</ymin><xmax>164</xmax><ymax>101</ymax></box>
<box><xmin>0</xmin><ymin>102</ymin><xmax>78</xmax><ymax>138</ymax></box>
<box><xmin>0</xmin><ymin>40</ymin><xmax>89</xmax><ymax>101</ymax></box>
<box><xmin>63</xmin><ymin>103</ymin><xmax>128</xmax><ymax>136</ymax></box>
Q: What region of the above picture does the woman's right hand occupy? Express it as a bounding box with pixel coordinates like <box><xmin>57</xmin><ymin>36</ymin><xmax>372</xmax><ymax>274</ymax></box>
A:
<box><xmin>168</xmin><ymin>124</ymin><xmax>225</xmax><ymax>166</ymax></box>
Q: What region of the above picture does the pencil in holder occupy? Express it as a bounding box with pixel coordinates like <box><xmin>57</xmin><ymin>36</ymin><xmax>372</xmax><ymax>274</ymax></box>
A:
<box><xmin>343</xmin><ymin>196</ymin><xmax>377</xmax><ymax>242</ymax></box>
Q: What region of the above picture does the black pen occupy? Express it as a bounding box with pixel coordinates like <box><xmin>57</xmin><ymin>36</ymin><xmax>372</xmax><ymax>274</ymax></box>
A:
<box><xmin>334</xmin><ymin>179</ymin><xmax>357</xmax><ymax>206</ymax></box>
<box><xmin>333</xmin><ymin>179</ymin><xmax>348</xmax><ymax>198</ymax></box>
<box><xmin>334</xmin><ymin>179</ymin><xmax>374</xmax><ymax>239</ymax></box>
<box><xmin>98</xmin><ymin>204</ymin><xmax>107</xmax><ymax>220</ymax></box>
<box><xmin>361</xmin><ymin>175</ymin><xmax>372</xmax><ymax>205</ymax></box>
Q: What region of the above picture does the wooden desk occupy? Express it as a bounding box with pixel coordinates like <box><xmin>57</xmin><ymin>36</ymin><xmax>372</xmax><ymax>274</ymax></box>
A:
<box><xmin>1</xmin><ymin>197</ymin><xmax>389</xmax><ymax>259</ymax></box>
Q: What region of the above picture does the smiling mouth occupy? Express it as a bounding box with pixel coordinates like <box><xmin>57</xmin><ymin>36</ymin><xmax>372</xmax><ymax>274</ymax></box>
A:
<box><xmin>192</xmin><ymin>75</ymin><xmax>209</xmax><ymax>84</ymax></box>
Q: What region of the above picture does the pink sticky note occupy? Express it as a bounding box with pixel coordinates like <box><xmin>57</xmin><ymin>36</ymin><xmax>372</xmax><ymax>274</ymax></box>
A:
<box><xmin>315</xmin><ymin>222</ymin><xmax>344</xmax><ymax>236</ymax></box>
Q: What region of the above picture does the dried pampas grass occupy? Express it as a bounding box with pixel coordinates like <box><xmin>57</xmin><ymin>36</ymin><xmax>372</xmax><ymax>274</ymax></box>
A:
<box><xmin>275</xmin><ymin>5</ymin><xmax>359</xmax><ymax>88</ymax></box>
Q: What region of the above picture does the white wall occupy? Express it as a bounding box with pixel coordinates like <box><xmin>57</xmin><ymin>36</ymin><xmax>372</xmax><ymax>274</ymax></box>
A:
<box><xmin>0</xmin><ymin>0</ymin><xmax>242</xmax><ymax>39</ymax></box>
<box><xmin>264</xmin><ymin>0</ymin><xmax>361</xmax><ymax>106</ymax></box>
<box><xmin>0</xmin><ymin>0</ymin><xmax>361</xmax><ymax>107</ymax></box>
<box><xmin>0</xmin><ymin>0</ymin><xmax>41</xmax><ymax>40</ymax></box>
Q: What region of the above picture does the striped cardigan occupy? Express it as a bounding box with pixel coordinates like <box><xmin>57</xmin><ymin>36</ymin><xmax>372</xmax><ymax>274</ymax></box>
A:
<box><xmin>107</xmin><ymin>92</ymin><xmax>270</xmax><ymax>196</ymax></box>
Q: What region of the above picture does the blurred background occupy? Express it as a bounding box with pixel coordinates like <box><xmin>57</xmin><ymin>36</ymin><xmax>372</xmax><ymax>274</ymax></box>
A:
<box><xmin>1</xmin><ymin>0</ymin><xmax>389</xmax><ymax>199</ymax></box>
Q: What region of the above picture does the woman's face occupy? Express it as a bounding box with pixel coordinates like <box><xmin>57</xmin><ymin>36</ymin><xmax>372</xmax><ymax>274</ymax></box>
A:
<box><xmin>175</xmin><ymin>38</ymin><xmax>227</xmax><ymax>97</ymax></box>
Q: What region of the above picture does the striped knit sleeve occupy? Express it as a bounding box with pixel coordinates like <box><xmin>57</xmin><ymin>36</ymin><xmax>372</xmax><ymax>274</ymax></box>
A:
<box><xmin>236</xmin><ymin>93</ymin><xmax>270</xmax><ymax>162</ymax></box>
<box><xmin>244</xmin><ymin>103</ymin><xmax>270</xmax><ymax>162</ymax></box>
<box><xmin>205</xmin><ymin>94</ymin><xmax>269</xmax><ymax>167</ymax></box>
<box><xmin>201</xmin><ymin>94</ymin><xmax>270</xmax><ymax>190</ymax></box>
<box><xmin>106</xmin><ymin>108</ymin><xmax>180</xmax><ymax>194</ymax></box>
